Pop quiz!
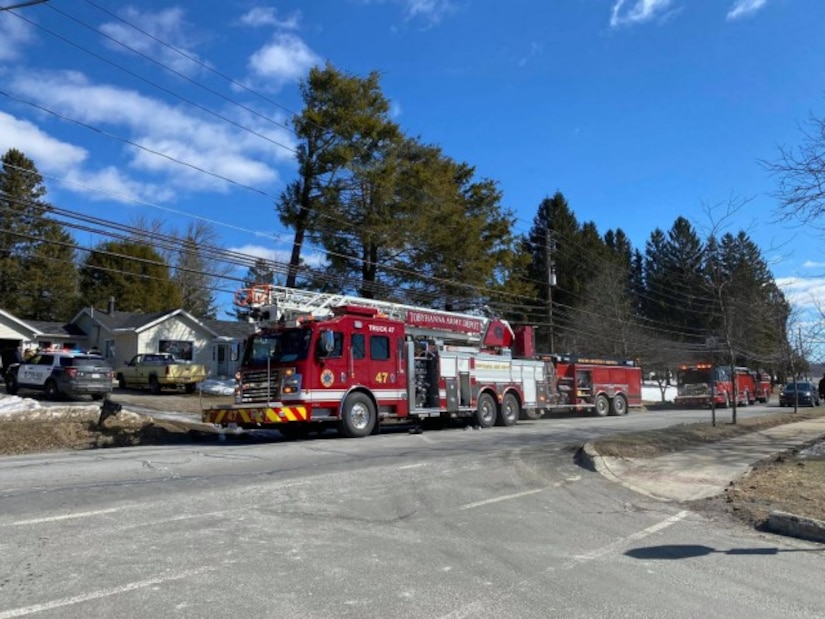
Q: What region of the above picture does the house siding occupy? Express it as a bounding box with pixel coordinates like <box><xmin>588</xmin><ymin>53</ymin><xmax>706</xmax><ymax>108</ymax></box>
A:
<box><xmin>138</xmin><ymin>321</ymin><xmax>212</xmax><ymax>376</ymax></box>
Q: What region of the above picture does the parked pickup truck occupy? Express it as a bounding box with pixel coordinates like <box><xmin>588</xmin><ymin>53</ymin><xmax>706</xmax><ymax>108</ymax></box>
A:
<box><xmin>115</xmin><ymin>353</ymin><xmax>207</xmax><ymax>394</ymax></box>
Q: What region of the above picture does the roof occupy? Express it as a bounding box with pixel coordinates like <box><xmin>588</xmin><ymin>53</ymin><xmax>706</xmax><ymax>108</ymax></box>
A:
<box><xmin>92</xmin><ymin>309</ymin><xmax>177</xmax><ymax>331</ymax></box>
<box><xmin>202</xmin><ymin>319</ymin><xmax>256</xmax><ymax>339</ymax></box>
<box><xmin>26</xmin><ymin>321</ymin><xmax>87</xmax><ymax>338</ymax></box>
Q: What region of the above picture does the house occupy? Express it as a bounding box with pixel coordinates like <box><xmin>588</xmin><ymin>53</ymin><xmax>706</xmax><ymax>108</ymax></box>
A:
<box><xmin>0</xmin><ymin>304</ymin><xmax>255</xmax><ymax>379</ymax></box>
<box><xmin>0</xmin><ymin>310</ymin><xmax>89</xmax><ymax>372</ymax></box>
<box><xmin>72</xmin><ymin>305</ymin><xmax>255</xmax><ymax>378</ymax></box>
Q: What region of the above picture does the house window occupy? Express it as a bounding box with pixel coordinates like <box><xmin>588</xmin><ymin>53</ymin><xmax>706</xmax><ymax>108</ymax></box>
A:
<box><xmin>159</xmin><ymin>340</ymin><xmax>194</xmax><ymax>361</ymax></box>
<box><xmin>104</xmin><ymin>340</ymin><xmax>115</xmax><ymax>359</ymax></box>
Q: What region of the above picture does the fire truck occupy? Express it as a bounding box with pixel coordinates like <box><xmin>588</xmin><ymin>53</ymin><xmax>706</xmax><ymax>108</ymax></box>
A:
<box><xmin>675</xmin><ymin>363</ymin><xmax>733</xmax><ymax>407</ymax></box>
<box><xmin>751</xmin><ymin>370</ymin><xmax>772</xmax><ymax>403</ymax></box>
<box><xmin>675</xmin><ymin>363</ymin><xmax>765</xmax><ymax>407</ymax></box>
<box><xmin>202</xmin><ymin>285</ymin><xmax>642</xmax><ymax>437</ymax></box>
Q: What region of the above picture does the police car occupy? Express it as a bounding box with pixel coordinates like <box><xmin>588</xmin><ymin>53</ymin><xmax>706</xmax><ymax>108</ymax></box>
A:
<box><xmin>4</xmin><ymin>351</ymin><xmax>114</xmax><ymax>400</ymax></box>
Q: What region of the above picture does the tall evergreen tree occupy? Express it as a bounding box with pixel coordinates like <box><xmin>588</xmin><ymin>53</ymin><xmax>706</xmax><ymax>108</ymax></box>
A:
<box><xmin>643</xmin><ymin>217</ymin><xmax>707</xmax><ymax>343</ymax></box>
<box><xmin>523</xmin><ymin>191</ymin><xmax>581</xmax><ymax>350</ymax></box>
<box><xmin>278</xmin><ymin>62</ymin><xmax>401</xmax><ymax>289</ymax></box>
<box><xmin>0</xmin><ymin>148</ymin><xmax>79</xmax><ymax>319</ymax></box>
<box><xmin>19</xmin><ymin>221</ymin><xmax>80</xmax><ymax>321</ymax></box>
<box><xmin>79</xmin><ymin>240</ymin><xmax>181</xmax><ymax>313</ymax></box>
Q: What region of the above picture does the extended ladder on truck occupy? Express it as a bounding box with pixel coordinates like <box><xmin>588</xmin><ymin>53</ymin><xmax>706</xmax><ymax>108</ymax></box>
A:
<box><xmin>234</xmin><ymin>283</ymin><xmax>511</xmax><ymax>347</ymax></box>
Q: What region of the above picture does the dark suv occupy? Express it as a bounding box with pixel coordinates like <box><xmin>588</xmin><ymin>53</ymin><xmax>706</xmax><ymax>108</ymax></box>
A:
<box><xmin>778</xmin><ymin>381</ymin><xmax>820</xmax><ymax>408</ymax></box>
<box><xmin>5</xmin><ymin>352</ymin><xmax>114</xmax><ymax>400</ymax></box>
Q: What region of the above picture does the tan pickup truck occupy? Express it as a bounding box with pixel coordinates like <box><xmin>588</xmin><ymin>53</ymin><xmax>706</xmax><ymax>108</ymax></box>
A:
<box><xmin>115</xmin><ymin>353</ymin><xmax>207</xmax><ymax>394</ymax></box>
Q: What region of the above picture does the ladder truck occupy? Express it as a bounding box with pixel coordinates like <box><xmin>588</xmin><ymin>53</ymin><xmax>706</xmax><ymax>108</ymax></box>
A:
<box><xmin>202</xmin><ymin>284</ymin><xmax>642</xmax><ymax>438</ymax></box>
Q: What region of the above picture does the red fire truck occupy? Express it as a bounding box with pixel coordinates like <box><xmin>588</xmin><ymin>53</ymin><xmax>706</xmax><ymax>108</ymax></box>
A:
<box><xmin>734</xmin><ymin>367</ymin><xmax>757</xmax><ymax>406</ymax></box>
<box><xmin>202</xmin><ymin>285</ymin><xmax>642</xmax><ymax>437</ymax></box>
<box><xmin>751</xmin><ymin>370</ymin><xmax>772</xmax><ymax>403</ymax></box>
<box><xmin>538</xmin><ymin>353</ymin><xmax>642</xmax><ymax>416</ymax></box>
<box><xmin>675</xmin><ymin>363</ymin><xmax>767</xmax><ymax>407</ymax></box>
<box><xmin>675</xmin><ymin>363</ymin><xmax>734</xmax><ymax>407</ymax></box>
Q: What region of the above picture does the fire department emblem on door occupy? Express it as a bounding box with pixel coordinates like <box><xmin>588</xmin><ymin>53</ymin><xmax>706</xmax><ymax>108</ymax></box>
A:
<box><xmin>321</xmin><ymin>369</ymin><xmax>334</xmax><ymax>387</ymax></box>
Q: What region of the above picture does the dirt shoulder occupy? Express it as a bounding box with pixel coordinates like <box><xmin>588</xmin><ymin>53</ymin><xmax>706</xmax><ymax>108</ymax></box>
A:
<box><xmin>0</xmin><ymin>390</ymin><xmax>232</xmax><ymax>456</ymax></box>
<box><xmin>590</xmin><ymin>409</ymin><xmax>825</xmax><ymax>531</ymax></box>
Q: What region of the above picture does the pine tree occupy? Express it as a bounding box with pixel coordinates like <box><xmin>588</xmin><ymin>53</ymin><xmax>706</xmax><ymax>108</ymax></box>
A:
<box><xmin>79</xmin><ymin>240</ymin><xmax>181</xmax><ymax>312</ymax></box>
<box><xmin>0</xmin><ymin>148</ymin><xmax>80</xmax><ymax>319</ymax></box>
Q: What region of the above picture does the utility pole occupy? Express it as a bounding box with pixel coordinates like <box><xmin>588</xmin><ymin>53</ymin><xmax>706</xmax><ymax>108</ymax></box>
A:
<box><xmin>544</xmin><ymin>207</ymin><xmax>556</xmax><ymax>352</ymax></box>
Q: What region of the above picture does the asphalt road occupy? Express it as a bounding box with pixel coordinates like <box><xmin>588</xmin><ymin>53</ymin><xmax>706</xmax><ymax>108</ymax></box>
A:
<box><xmin>1</xmin><ymin>404</ymin><xmax>823</xmax><ymax>618</ymax></box>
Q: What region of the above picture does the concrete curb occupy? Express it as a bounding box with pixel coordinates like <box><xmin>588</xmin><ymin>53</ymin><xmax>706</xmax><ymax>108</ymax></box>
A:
<box><xmin>579</xmin><ymin>442</ymin><xmax>670</xmax><ymax>501</ymax></box>
<box><xmin>767</xmin><ymin>511</ymin><xmax>825</xmax><ymax>544</ymax></box>
<box><xmin>580</xmin><ymin>441</ymin><xmax>825</xmax><ymax>544</ymax></box>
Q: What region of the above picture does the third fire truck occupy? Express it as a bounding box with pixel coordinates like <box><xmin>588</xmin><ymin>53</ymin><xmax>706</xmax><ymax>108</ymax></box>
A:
<box><xmin>675</xmin><ymin>363</ymin><xmax>770</xmax><ymax>408</ymax></box>
<box><xmin>202</xmin><ymin>285</ymin><xmax>643</xmax><ymax>437</ymax></box>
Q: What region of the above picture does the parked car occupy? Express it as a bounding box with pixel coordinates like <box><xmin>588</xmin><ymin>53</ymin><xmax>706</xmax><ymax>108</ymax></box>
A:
<box><xmin>115</xmin><ymin>353</ymin><xmax>207</xmax><ymax>394</ymax></box>
<box><xmin>778</xmin><ymin>381</ymin><xmax>820</xmax><ymax>407</ymax></box>
<box><xmin>4</xmin><ymin>351</ymin><xmax>114</xmax><ymax>400</ymax></box>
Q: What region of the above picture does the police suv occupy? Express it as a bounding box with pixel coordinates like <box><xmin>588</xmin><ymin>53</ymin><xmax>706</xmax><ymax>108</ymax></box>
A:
<box><xmin>4</xmin><ymin>351</ymin><xmax>114</xmax><ymax>400</ymax></box>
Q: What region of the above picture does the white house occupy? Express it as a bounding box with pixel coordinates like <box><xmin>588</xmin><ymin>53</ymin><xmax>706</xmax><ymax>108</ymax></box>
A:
<box><xmin>0</xmin><ymin>305</ymin><xmax>254</xmax><ymax>379</ymax></box>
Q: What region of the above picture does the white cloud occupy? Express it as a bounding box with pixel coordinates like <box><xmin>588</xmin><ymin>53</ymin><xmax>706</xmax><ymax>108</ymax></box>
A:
<box><xmin>247</xmin><ymin>33</ymin><xmax>322</xmax><ymax>85</ymax></box>
<box><xmin>610</xmin><ymin>0</ymin><xmax>674</xmax><ymax>28</ymax></box>
<box><xmin>400</xmin><ymin>0</ymin><xmax>455</xmax><ymax>24</ymax></box>
<box><xmin>726</xmin><ymin>0</ymin><xmax>768</xmax><ymax>21</ymax></box>
<box><xmin>229</xmin><ymin>244</ymin><xmax>326</xmax><ymax>268</ymax></box>
<box><xmin>777</xmin><ymin>275</ymin><xmax>825</xmax><ymax>312</ymax></box>
<box><xmin>99</xmin><ymin>6</ymin><xmax>204</xmax><ymax>75</ymax></box>
<box><xmin>238</xmin><ymin>7</ymin><xmax>301</xmax><ymax>29</ymax></box>
<box><xmin>9</xmin><ymin>70</ymin><xmax>296</xmax><ymax>195</ymax></box>
<box><xmin>0</xmin><ymin>111</ymin><xmax>173</xmax><ymax>204</ymax></box>
<box><xmin>61</xmin><ymin>166</ymin><xmax>175</xmax><ymax>204</ymax></box>
<box><xmin>0</xmin><ymin>14</ymin><xmax>33</xmax><ymax>61</ymax></box>
<box><xmin>0</xmin><ymin>111</ymin><xmax>88</xmax><ymax>171</ymax></box>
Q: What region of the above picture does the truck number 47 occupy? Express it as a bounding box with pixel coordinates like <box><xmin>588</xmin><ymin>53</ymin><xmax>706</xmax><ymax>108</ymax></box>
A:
<box><xmin>375</xmin><ymin>372</ymin><xmax>389</xmax><ymax>384</ymax></box>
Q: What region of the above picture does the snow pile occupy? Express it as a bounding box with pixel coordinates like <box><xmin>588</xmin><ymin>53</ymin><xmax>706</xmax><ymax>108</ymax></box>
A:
<box><xmin>642</xmin><ymin>382</ymin><xmax>677</xmax><ymax>403</ymax></box>
<box><xmin>198</xmin><ymin>378</ymin><xmax>235</xmax><ymax>396</ymax></box>
<box><xmin>0</xmin><ymin>378</ymin><xmax>236</xmax><ymax>420</ymax></box>
<box><xmin>0</xmin><ymin>394</ymin><xmax>42</xmax><ymax>417</ymax></box>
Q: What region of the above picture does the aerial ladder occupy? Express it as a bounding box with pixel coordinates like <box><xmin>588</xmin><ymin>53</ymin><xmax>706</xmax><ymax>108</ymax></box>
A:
<box><xmin>233</xmin><ymin>283</ymin><xmax>513</xmax><ymax>348</ymax></box>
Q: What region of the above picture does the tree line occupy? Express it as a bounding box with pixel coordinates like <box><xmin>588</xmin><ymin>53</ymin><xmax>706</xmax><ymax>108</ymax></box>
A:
<box><xmin>1</xmin><ymin>60</ymin><xmax>817</xmax><ymax>380</ymax></box>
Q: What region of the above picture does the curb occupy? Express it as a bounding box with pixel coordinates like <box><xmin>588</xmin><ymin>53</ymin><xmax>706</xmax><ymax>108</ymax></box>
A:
<box><xmin>580</xmin><ymin>442</ymin><xmax>825</xmax><ymax>544</ymax></box>
<box><xmin>766</xmin><ymin>511</ymin><xmax>825</xmax><ymax>544</ymax></box>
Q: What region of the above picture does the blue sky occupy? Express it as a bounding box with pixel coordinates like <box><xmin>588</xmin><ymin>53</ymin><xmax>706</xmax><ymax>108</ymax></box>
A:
<box><xmin>1</xmin><ymin>0</ymin><xmax>824</xmax><ymax>316</ymax></box>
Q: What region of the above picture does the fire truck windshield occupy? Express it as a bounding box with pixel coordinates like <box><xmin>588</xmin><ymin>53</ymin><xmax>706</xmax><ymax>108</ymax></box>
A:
<box><xmin>678</xmin><ymin>368</ymin><xmax>713</xmax><ymax>385</ymax></box>
<box><xmin>244</xmin><ymin>329</ymin><xmax>313</xmax><ymax>365</ymax></box>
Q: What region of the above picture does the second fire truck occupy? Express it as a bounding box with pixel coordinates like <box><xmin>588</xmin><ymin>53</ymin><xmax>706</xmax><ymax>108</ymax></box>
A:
<box><xmin>203</xmin><ymin>285</ymin><xmax>642</xmax><ymax>437</ymax></box>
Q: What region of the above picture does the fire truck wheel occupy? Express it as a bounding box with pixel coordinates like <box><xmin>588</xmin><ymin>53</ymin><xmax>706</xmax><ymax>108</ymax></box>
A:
<box><xmin>594</xmin><ymin>394</ymin><xmax>610</xmax><ymax>417</ymax></box>
<box><xmin>339</xmin><ymin>392</ymin><xmax>376</xmax><ymax>438</ymax></box>
<box><xmin>609</xmin><ymin>394</ymin><xmax>628</xmax><ymax>416</ymax></box>
<box><xmin>496</xmin><ymin>392</ymin><xmax>519</xmax><ymax>427</ymax></box>
<box><xmin>475</xmin><ymin>392</ymin><xmax>497</xmax><ymax>428</ymax></box>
